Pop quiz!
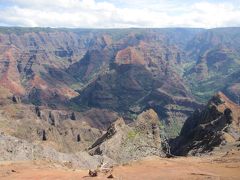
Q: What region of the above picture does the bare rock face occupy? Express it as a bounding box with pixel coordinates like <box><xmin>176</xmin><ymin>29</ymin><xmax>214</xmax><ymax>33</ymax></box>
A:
<box><xmin>171</xmin><ymin>92</ymin><xmax>240</xmax><ymax>156</ymax></box>
<box><xmin>88</xmin><ymin>118</ymin><xmax>130</xmax><ymax>158</ymax></box>
<box><xmin>134</xmin><ymin>109</ymin><xmax>161</xmax><ymax>146</ymax></box>
<box><xmin>88</xmin><ymin>109</ymin><xmax>166</xmax><ymax>163</ymax></box>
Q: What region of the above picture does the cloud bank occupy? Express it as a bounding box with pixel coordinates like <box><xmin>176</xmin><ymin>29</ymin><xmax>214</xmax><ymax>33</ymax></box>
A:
<box><xmin>0</xmin><ymin>0</ymin><xmax>240</xmax><ymax>28</ymax></box>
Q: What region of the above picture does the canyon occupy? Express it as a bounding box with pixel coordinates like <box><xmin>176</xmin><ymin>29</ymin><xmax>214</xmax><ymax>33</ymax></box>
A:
<box><xmin>0</xmin><ymin>27</ymin><xmax>240</xmax><ymax>179</ymax></box>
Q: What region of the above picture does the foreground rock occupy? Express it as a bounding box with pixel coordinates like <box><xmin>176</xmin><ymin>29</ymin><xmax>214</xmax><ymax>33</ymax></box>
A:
<box><xmin>0</xmin><ymin>133</ymin><xmax>114</xmax><ymax>169</ymax></box>
<box><xmin>89</xmin><ymin>109</ymin><xmax>166</xmax><ymax>163</ymax></box>
<box><xmin>0</xmin><ymin>101</ymin><xmax>120</xmax><ymax>153</ymax></box>
<box><xmin>171</xmin><ymin>92</ymin><xmax>240</xmax><ymax>156</ymax></box>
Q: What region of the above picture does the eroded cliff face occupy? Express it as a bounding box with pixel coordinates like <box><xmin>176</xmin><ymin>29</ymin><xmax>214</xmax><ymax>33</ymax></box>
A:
<box><xmin>0</xmin><ymin>29</ymin><xmax>110</xmax><ymax>107</ymax></box>
<box><xmin>171</xmin><ymin>92</ymin><xmax>240</xmax><ymax>156</ymax></box>
<box><xmin>1</xmin><ymin>27</ymin><xmax>240</xmax><ymax>138</ymax></box>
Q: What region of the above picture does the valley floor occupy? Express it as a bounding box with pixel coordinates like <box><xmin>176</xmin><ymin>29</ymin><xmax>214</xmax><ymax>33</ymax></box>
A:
<box><xmin>1</xmin><ymin>150</ymin><xmax>240</xmax><ymax>180</ymax></box>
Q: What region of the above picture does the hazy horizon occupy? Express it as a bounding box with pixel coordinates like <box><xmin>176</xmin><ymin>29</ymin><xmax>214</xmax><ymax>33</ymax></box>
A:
<box><xmin>1</xmin><ymin>26</ymin><xmax>240</xmax><ymax>30</ymax></box>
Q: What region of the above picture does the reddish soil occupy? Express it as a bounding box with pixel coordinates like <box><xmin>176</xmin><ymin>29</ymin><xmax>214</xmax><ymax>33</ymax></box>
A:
<box><xmin>115</xmin><ymin>47</ymin><xmax>145</xmax><ymax>65</ymax></box>
<box><xmin>1</xmin><ymin>151</ymin><xmax>240</xmax><ymax>180</ymax></box>
<box><xmin>0</xmin><ymin>48</ymin><xmax>25</xmax><ymax>95</ymax></box>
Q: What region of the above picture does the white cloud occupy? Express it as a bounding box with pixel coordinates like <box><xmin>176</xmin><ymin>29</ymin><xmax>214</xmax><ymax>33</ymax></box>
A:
<box><xmin>0</xmin><ymin>0</ymin><xmax>239</xmax><ymax>28</ymax></box>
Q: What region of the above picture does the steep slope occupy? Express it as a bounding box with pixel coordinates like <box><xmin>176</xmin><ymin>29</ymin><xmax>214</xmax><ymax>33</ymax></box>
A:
<box><xmin>185</xmin><ymin>28</ymin><xmax>240</xmax><ymax>103</ymax></box>
<box><xmin>0</xmin><ymin>28</ymin><xmax>110</xmax><ymax>107</ymax></box>
<box><xmin>171</xmin><ymin>92</ymin><xmax>240</xmax><ymax>156</ymax></box>
<box><xmin>88</xmin><ymin>109</ymin><xmax>166</xmax><ymax>163</ymax></box>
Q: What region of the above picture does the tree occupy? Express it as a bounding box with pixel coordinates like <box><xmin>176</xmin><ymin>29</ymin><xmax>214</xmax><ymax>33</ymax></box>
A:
<box><xmin>77</xmin><ymin>134</ymin><xmax>81</xmax><ymax>142</ymax></box>
<box><xmin>70</xmin><ymin>112</ymin><xmax>76</xmax><ymax>120</ymax></box>
<box><xmin>42</xmin><ymin>130</ymin><xmax>47</xmax><ymax>141</ymax></box>
<box><xmin>35</xmin><ymin>106</ymin><xmax>41</xmax><ymax>117</ymax></box>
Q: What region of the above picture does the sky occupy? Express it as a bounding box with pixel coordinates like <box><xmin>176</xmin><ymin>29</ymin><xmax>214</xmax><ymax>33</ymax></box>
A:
<box><xmin>0</xmin><ymin>0</ymin><xmax>240</xmax><ymax>28</ymax></box>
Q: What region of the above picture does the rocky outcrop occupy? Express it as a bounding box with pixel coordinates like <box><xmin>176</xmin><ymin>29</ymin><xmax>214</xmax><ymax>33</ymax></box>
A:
<box><xmin>88</xmin><ymin>109</ymin><xmax>166</xmax><ymax>163</ymax></box>
<box><xmin>171</xmin><ymin>92</ymin><xmax>240</xmax><ymax>156</ymax></box>
<box><xmin>0</xmin><ymin>103</ymin><xmax>103</xmax><ymax>153</ymax></box>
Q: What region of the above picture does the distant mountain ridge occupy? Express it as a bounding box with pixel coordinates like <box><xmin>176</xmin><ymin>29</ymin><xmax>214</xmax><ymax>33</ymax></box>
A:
<box><xmin>0</xmin><ymin>27</ymin><xmax>240</xmax><ymax>136</ymax></box>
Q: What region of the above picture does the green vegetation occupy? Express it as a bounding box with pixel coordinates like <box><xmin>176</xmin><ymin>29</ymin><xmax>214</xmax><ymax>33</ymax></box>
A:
<box><xmin>127</xmin><ymin>130</ymin><xmax>139</xmax><ymax>140</ymax></box>
<box><xmin>184</xmin><ymin>54</ymin><xmax>240</xmax><ymax>103</ymax></box>
<box><xmin>186</xmin><ymin>69</ymin><xmax>240</xmax><ymax>103</ymax></box>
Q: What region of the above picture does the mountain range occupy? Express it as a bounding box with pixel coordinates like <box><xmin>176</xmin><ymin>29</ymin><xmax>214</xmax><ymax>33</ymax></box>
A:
<box><xmin>0</xmin><ymin>27</ymin><xmax>239</xmax><ymax>137</ymax></box>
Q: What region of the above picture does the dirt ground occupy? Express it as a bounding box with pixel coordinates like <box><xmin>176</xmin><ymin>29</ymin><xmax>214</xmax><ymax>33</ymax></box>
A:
<box><xmin>1</xmin><ymin>150</ymin><xmax>240</xmax><ymax>180</ymax></box>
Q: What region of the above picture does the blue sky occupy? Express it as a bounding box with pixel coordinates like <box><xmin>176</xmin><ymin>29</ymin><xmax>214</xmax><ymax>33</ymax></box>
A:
<box><xmin>0</xmin><ymin>0</ymin><xmax>240</xmax><ymax>28</ymax></box>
